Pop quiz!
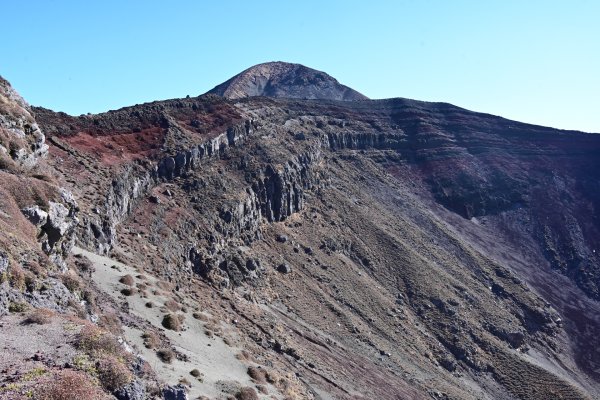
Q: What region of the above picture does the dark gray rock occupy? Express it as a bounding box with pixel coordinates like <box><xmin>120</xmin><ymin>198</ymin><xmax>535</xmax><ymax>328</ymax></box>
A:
<box><xmin>149</xmin><ymin>195</ymin><xmax>161</xmax><ymax>204</ymax></box>
<box><xmin>114</xmin><ymin>379</ymin><xmax>146</xmax><ymax>400</ymax></box>
<box><xmin>276</xmin><ymin>234</ymin><xmax>289</xmax><ymax>243</ymax></box>
<box><xmin>277</xmin><ymin>263</ymin><xmax>292</xmax><ymax>274</ymax></box>
<box><xmin>162</xmin><ymin>384</ymin><xmax>188</xmax><ymax>400</ymax></box>
<box><xmin>21</xmin><ymin>206</ymin><xmax>48</xmax><ymax>226</ymax></box>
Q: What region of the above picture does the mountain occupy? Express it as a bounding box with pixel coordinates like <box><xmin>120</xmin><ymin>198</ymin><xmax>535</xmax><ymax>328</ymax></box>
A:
<box><xmin>1</xmin><ymin>64</ymin><xmax>599</xmax><ymax>400</ymax></box>
<box><xmin>207</xmin><ymin>61</ymin><xmax>368</xmax><ymax>101</ymax></box>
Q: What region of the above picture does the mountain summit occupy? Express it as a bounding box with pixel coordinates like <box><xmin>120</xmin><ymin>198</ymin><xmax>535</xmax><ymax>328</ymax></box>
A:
<box><xmin>207</xmin><ymin>61</ymin><xmax>368</xmax><ymax>101</ymax></box>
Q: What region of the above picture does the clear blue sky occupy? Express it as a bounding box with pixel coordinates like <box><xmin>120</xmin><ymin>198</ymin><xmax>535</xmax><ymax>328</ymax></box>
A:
<box><xmin>2</xmin><ymin>1</ymin><xmax>599</xmax><ymax>132</ymax></box>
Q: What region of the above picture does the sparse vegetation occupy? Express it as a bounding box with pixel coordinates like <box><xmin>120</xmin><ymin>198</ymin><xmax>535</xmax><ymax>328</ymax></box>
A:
<box><xmin>119</xmin><ymin>274</ymin><xmax>134</xmax><ymax>286</ymax></box>
<box><xmin>192</xmin><ymin>312</ymin><xmax>209</xmax><ymax>321</ymax></box>
<box><xmin>120</xmin><ymin>287</ymin><xmax>136</xmax><ymax>296</ymax></box>
<box><xmin>142</xmin><ymin>330</ymin><xmax>160</xmax><ymax>349</ymax></box>
<box><xmin>156</xmin><ymin>348</ymin><xmax>175</xmax><ymax>363</ymax></box>
<box><xmin>8</xmin><ymin>301</ymin><xmax>29</xmax><ymax>313</ymax></box>
<box><xmin>190</xmin><ymin>368</ymin><xmax>202</xmax><ymax>377</ymax></box>
<box><xmin>236</xmin><ymin>386</ymin><xmax>259</xmax><ymax>400</ymax></box>
<box><xmin>178</xmin><ymin>377</ymin><xmax>191</xmax><ymax>387</ymax></box>
<box><xmin>96</xmin><ymin>355</ymin><xmax>133</xmax><ymax>392</ymax></box>
<box><xmin>60</xmin><ymin>272</ymin><xmax>81</xmax><ymax>292</ymax></box>
<box><xmin>247</xmin><ymin>366</ymin><xmax>267</xmax><ymax>383</ymax></box>
<box><xmin>37</xmin><ymin>369</ymin><xmax>106</xmax><ymax>400</ymax></box>
<box><xmin>8</xmin><ymin>265</ymin><xmax>25</xmax><ymax>291</ymax></box>
<box><xmin>161</xmin><ymin>313</ymin><xmax>184</xmax><ymax>331</ymax></box>
<box><xmin>23</xmin><ymin>307</ymin><xmax>54</xmax><ymax>324</ymax></box>
<box><xmin>76</xmin><ymin>324</ymin><xmax>122</xmax><ymax>356</ymax></box>
<box><xmin>164</xmin><ymin>299</ymin><xmax>181</xmax><ymax>311</ymax></box>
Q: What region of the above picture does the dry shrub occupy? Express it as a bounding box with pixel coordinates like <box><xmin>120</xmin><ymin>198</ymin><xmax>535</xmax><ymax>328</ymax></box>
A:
<box><xmin>156</xmin><ymin>280</ymin><xmax>173</xmax><ymax>291</ymax></box>
<box><xmin>156</xmin><ymin>348</ymin><xmax>174</xmax><ymax>363</ymax></box>
<box><xmin>161</xmin><ymin>313</ymin><xmax>183</xmax><ymax>331</ymax></box>
<box><xmin>98</xmin><ymin>312</ymin><xmax>123</xmax><ymax>335</ymax></box>
<box><xmin>247</xmin><ymin>366</ymin><xmax>267</xmax><ymax>384</ymax></box>
<box><xmin>265</xmin><ymin>370</ymin><xmax>279</xmax><ymax>384</ymax></box>
<box><xmin>37</xmin><ymin>369</ymin><xmax>107</xmax><ymax>400</ymax></box>
<box><xmin>23</xmin><ymin>308</ymin><xmax>55</xmax><ymax>324</ymax></box>
<box><xmin>96</xmin><ymin>355</ymin><xmax>133</xmax><ymax>392</ymax></box>
<box><xmin>74</xmin><ymin>255</ymin><xmax>93</xmax><ymax>274</ymax></box>
<box><xmin>61</xmin><ymin>272</ymin><xmax>81</xmax><ymax>293</ymax></box>
<box><xmin>120</xmin><ymin>287</ymin><xmax>136</xmax><ymax>296</ymax></box>
<box><xmin>236</xmin><ymin>387</ymin><xmax>259</xmax><ymax>400</ymax></box>
<box><xmin>179</xmin><ymin>377</ymin><xmax>191</xmax><ymax>387</ymax></box>
<box><xmin>142</xmin><ymin>331</ymin><xmax>160</xmax><ymax>349</ymax></box>
<box><xmin>67</xmin><ymin>299</ymin><xmax>87</xmax><ymax>319</ymax></box>
<box><xmin>145</xmin><ymin>301</ymin><xmax>154</xmax><ymax>308</ymax></box>
<box><xmin>164</xmin><ymin>299</ymin><xmax>181</xmax><ymax>312</ymax></box>
<box><xmin>257</xmin><ymin>385</ymin><xmax>268</xmax><ymax>394</ymax></box>
<box><xmin>192</xmin><ymin>312</ymin><xmax>209</xmax><ymax>321</ymax></box>
<box><xmin>24</xmin><ymin>270</ymin><xmax>38</xmax><ymax>292</ymax></box>
<box><xmin>9</xmin><ymin>265</ymin><xmax>26</xmax><ymax>291</ymax></box>
<box><xmin>119</xmin><ymin>274</ymin><xmax>134</xmax><ymax>286</ymax></box>
<box><xmin>190</xmin><ymin>368</ymin><xmax>202</xmax><ymax>377</ymax></box>
<box><xmin>82</xmin><ymin>290</ymin><xmax>96</xmax><ymax>308</ymax></box>
<box><xmin>76</xmin><ymin>324</ymin><xmax>121</xmax><ymax>356</ymax></box>
<box><xmin>9</xmin><ymin>301</ymin><xmax>29</xmax><ymax>313</ymax></box>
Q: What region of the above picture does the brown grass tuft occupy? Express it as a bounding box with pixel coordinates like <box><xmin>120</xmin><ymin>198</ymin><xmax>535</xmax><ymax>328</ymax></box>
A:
<box><xmin>119</xmin><ymin>274</ymin><xmax>134</xmax><ymax>286</ymax></box>
<box><xmin>236</xmin><ymin>386</ymin><xmax>259</xmax><ymax>400</ymax></box>
<box><xmin>164</xmin><ymin>299</ymin><xmax>181</xmax><ymax>312</ymax></box>
<box><xmin>247</xmin><ymin>366</ymin><xmax>267</xmax><ymax>384</ymax></box>
<box><xmin>60</xmin><ymin>272</ymin><xmax>81</xmax><ymax>293</ymax></box>
<box><xmin>120</xmin><ymin>287</ymin><xmax>136</xmax><ymax>296</ymax></box>
<box><xmin>23</xmin><ymin>308</ymin><xmax>55</xmax><ymax>324</ymax></box>
<box><xmin>76</xmin><ymin>324</ymin><xmax>122</xmax><ymax>356</ymax></box>
<box><xmin>161</xmin><ymin>313</ymin><xmax>183</xmax><ymax>331</ymax></box>
<box><xmin>156</xmin><ymin>348</ymin><xmax>175</xmax><ymax>363</ymax></box>
<box><xmin>37</xmin><ymin>369</ymin><xmax>107</xmax><ymax>400</ymax></box>
<box><xmin>142</xmin><ymin>330</ymin><xmax>160</xmax><ymax>349</ymax></box>
<box><xmin>96</xmin><ymin>355</ymin><xmax>133</xmax><ymax>392</ymax></box>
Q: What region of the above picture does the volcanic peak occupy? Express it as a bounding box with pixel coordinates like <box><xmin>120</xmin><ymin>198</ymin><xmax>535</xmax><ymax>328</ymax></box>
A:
<box><xmin>207</xmin><ymin>61</ymin><xmax>368</xmax><ymax>101</ymax></box>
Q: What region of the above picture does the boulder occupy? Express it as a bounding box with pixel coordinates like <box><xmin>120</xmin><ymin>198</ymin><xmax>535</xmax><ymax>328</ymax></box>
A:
<box><xmin>163</xmin><ymin>384</ymin><xmax>188</xmax><ymax>400</ymax></box>
<box><xmin>114</xmin><ymin>380</ymin><xmax>146</xmax><ymax>400</ymax></box>
<box><xmin>21</xmin><ymin>206</ymin><xmax>48</xmax><ymax>227</ymax></box>
<box><xmin>277</xmin><ymin>263</ymin><xmax>292</xmax><ymax>274</ymax></box>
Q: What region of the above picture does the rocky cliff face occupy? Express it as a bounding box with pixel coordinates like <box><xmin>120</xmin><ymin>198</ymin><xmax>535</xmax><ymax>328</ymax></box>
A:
<box><xmin>207</xmin><ymin>61</ymin><xmax>368</xmax><ymax>101</ymax></box>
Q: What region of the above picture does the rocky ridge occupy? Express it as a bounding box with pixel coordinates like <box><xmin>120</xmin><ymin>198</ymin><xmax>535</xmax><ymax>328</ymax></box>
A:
<box><xmin>0</xmin><ymin>65</ymin><xmax>599</xmax><ymax>400</ymax></box>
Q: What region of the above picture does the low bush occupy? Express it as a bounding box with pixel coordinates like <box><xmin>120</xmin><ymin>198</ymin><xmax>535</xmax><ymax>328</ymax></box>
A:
<box><xmin>23</xmin><ymin>308</ymin><xmax>54</xmax><ymax>324</ymax></box>
<box><xmin>247</xmin><ymin>366</ymin><xmax>267</xmax><ymax>383</ymax></box>
<box><xmin>76</xmin><ymin>324</ymin><xmax>121</xmax><ymax>357</ymax></box>
<box><xmin>9</xmin><ymin>265</ymin><xmax>25</xmax><ymax>291</ymax></box>
<box><xmin>119</xmin><ymin>274</ymin><xmax>134</xmax><ymax>286</ymax></box>
<box><xmin>141</xmin><ymin>331</ymin><xmax>160</xmax><ymax>349</ymax></box>
<box><xmin>8</xmin><ymin>301</ymin><xmax>29</xmax><ymax>313</ymax></box>
<box><xmin>156</xmin><ymin>348</ymin><xmax>174</xmax><ymax>364</ymax></box>
<box><xmin>37</xmin><ymin>369</ymin><xmax>106</xmax><ymax>400</ymax></box>
<box><xmin>96</xmin><ymin>355</ymin><xmax>133</xmax><ymax>392</ymax></box>
<box><xmin>236</xmin><ymin>386</ymin><xmax>259</xmax><ymax>400</ymax></box>
<box><xmin>61</xmin><ymin>272</ymin><xmax>81</xmax><ymax>293</ymax></box>
<box><xmin>161</xmin><ymin>313</ymin><xmax>183</xmax><ymax>331</ymax></box>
